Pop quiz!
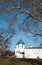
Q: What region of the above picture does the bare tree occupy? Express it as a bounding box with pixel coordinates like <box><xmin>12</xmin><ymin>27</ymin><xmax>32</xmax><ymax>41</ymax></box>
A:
<box><xmin>39</xmin><ymin>43</ymin><xmax>42</xmax><ymax>47</ymax></box>
<box><xmin>0</xmin><ymin>27</ymin><xmax>15</xmax><ymax>58</ymax></box>
<box><xmin>19</xmin><ymin>16</ymin><xmax>42</xmax><ymax>37</ymax></box>
<box><xmin>0</xmin><ymin>0</ymin><xmax>42</xmax><ymax>50</ymax></box>
<box><xmin>0</xmin><ymin>0</ymin><xmax>42</xmax><ymax>36</ymax></box>
<box><xmin>0</xmin><ymin>0</ymin><xmax>42</xmax><ymax>21</ymax></box>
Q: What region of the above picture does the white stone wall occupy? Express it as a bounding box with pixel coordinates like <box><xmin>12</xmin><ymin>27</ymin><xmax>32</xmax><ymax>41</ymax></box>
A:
<box><xmin>24</xmin><ymin>49</ymin><xmax>42</xmax><ymax>59</ymax></box>
<box><xmin>15</xmin><ymin>48</ymin><xmax>42</xmax><ymax>59</ymax></box>
<box><xmin>15</xmin><ymin>44</ymin><xmax>42</xmax><ymax>59</ymax></box>
<box><xmin>24</xmin><ymin>49</ymin><xmax>39</xmax><ymax>58</ymax></box>
<box><xmin>15</xmin><ymin>44</ymin><xmax>25</xmax><ymax>58</ymax></box>
<box><xmin>15</xmin><ymin>52</ymin><xmax>23</xmax><ymax>58</ymax></box>
<box><xmin>15</xmin><ymin>49</ymin><xmax>24</xmax><ymax>58</ymax></box>
<box><xmin>39</xmin><ymin>49</ymin><xmax>42</xmax><ymax>59</ymax></box>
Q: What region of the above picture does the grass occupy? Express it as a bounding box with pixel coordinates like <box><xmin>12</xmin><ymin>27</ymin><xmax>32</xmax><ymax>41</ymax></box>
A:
<box><xmin>0</xmin><ymin>58</ymin><xmax>10</xmax><ymax>65</ymax></box>
<box><xmin>0</xmin><ymin>58</ymin><xmax>42</xmax><ymax>65</ymax></box>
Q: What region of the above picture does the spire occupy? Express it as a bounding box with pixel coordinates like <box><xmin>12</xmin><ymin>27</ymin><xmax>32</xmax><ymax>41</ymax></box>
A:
<box><xmin>17</xmin><ymin>39</ymin><xmax>24</xmax><ymax>45</ymax></box>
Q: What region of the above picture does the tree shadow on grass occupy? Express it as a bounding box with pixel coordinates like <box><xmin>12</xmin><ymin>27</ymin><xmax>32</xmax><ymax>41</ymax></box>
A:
<box><xmin>18</xmin><ymin>59</ymin><xmax>42</xmax><ymax>65</ymax></box>
<box><xmin>9</xmin><ymin>58</ymin><xmax>19</xmax><ymax>65</ymax></box>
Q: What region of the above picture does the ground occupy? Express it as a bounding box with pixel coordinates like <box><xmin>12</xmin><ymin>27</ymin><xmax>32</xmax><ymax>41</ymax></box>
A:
<box><xmin>0</xmin><ymin>58</ymin><xmax>42</xmax><ymax>65</ymax></box>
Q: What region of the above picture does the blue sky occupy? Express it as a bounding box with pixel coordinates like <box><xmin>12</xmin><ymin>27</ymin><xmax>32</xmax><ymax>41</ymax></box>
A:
<box><xmin>0</xmin><ymin>13</ymin><xmax>42</xmax><ymax>51</ymax></box>
<box><xmin>0</xmin><ymin>1</ymin><xmax>42</xmax><ymax>51</ymax></box>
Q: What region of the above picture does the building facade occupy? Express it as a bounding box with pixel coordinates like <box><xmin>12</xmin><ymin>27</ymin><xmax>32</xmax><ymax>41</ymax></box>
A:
<box><xmin>15</xmin><ymin>40</ymin><xmax>42</xmax><ymax>59</ymax></box>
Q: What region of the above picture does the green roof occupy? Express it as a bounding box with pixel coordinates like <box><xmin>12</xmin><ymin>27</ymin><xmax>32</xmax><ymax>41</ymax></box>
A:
<box><xmin>16</xmin><ymin>39</ymin><xmax>24</xmax><ymax>45</ymax></box>
<box><xmin>26</xmin><ymin>47</ymin><xmax>42</xmax><ymax>49</ymax></box>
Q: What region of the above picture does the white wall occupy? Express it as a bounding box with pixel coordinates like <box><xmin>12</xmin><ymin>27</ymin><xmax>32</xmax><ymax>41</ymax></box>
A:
<box><xmin>15</xmin><ymin>44</ymin><xmax>24</xmax><ymax>58</ymax></box>
<box><xmin>24</xmin><ymin>49</ymin><xmax>38</xmax><ymax>58</ymax></box>
<box><xmin>39</xmin><ymin>49</ymin><xmax>42</xmax><ymax>59</ymax></box>
<box><xmin>15</xmin><ymin>53</ymin><xmax>23</xmax><ymax>58</ymax></box>
<box><xmin>15</xmin><ymin>44</ymin><xmax>42</xmax><ymax>59</ymax></box>
<box><xmin>24</xmin><ymin>49</ymin><xmax>42</xmax><ymax>59</ymax></box>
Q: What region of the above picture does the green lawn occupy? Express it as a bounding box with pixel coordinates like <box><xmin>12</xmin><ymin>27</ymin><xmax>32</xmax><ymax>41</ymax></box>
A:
<box><xmin>0</xmin><ymin>58</ymin><xmax>42</xmax><ymax>65</ymax></box>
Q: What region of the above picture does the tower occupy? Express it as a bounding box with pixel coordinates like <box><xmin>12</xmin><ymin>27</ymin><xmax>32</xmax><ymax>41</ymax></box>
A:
<box><xmin>15</xmin><ymin>39</ymin><xmax>25</xmax><ymax>58</ymax></box>
<box><xmin>16</xmin><ymin>39</ymin><xmax>25</xmax><ymax>49</ymax></box>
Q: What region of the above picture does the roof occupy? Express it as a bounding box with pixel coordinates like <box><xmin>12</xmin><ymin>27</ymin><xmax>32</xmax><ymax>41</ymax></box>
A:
<box><xmin>26</xmin><ymin>47</ymin><xmax>42</xmax><ymax>49</ymax></box>
<box><xmin>16</xmin><ymin>39</ymin><xmax>25</xmax><ymax>45</ymax></box>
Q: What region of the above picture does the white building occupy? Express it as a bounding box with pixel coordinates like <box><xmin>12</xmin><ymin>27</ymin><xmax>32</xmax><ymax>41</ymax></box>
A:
<box><xmin>15</xmin><ymin>40</ymin><xmax>42</xmax><ymax>59</ymax></box>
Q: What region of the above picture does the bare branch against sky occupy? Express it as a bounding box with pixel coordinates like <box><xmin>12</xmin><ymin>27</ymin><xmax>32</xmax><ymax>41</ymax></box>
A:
<box><xmin>0</xmin><ymin>0</ymin><xmax>42</xmax><ymax>50</ymax></box>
